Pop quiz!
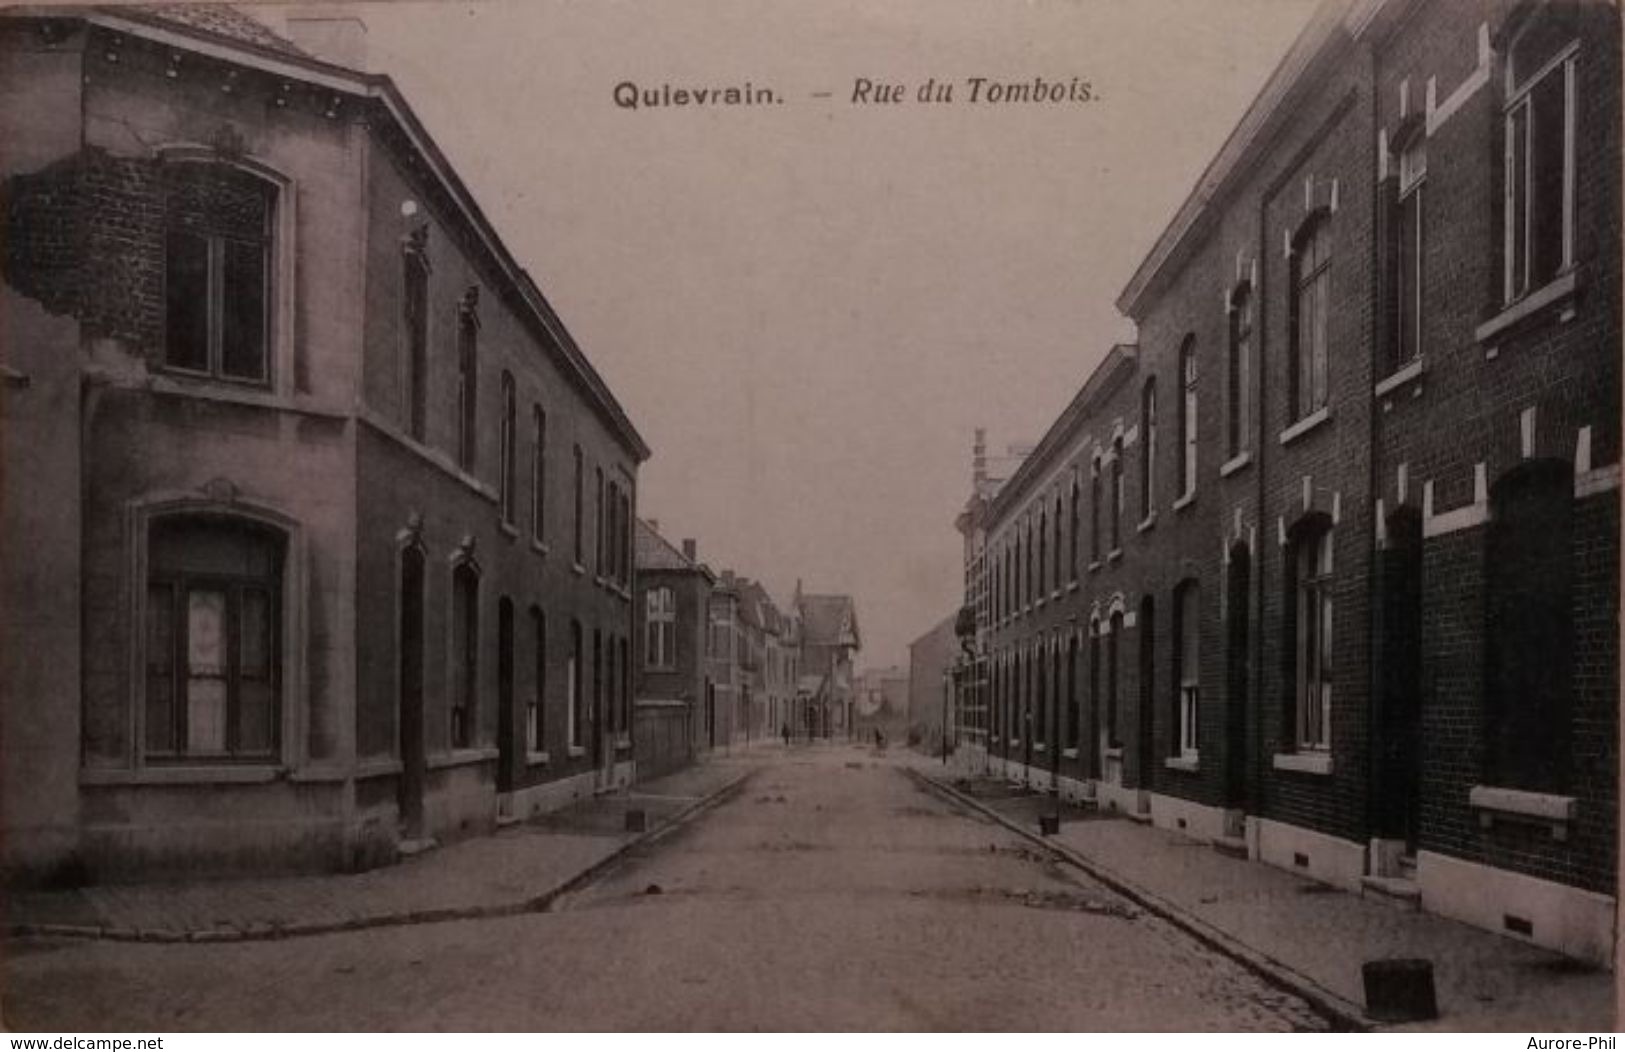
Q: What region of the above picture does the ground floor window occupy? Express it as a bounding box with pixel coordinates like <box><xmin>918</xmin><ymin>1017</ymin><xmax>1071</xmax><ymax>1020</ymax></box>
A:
<box><xmin>145</xmin><ymin>516</ymin><xmax>283</xmax><ymax>761</ymax></box>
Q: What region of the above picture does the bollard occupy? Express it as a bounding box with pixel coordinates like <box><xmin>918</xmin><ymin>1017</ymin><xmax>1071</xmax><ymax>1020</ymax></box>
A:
<box><xmin>1361</xmin><ymin>958</ymin><xmax>1438</xmax><ymax>1022</ymax></box>
<box><xmin>624</xmin><ymin>809</ymin><xmax>648</xmax><ymax>833</ymax></box>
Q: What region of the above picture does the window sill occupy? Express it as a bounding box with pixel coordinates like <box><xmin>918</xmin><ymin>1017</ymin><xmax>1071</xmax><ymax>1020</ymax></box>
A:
<box><xmin>355</xmin><ymin>758</ymin><xmax>405</xmax><ymax>780</ymax></box>
<box><xmin>526</xmin><ymin>750</ymin><xmax>551</xmax><ymax>767</ymax></box>
<box><xmin>1008</xmin><ymin>739</ymin><xmax>1022</xmax><ymax>749</ymax></box>
<box><xmin>499</xmin><ymin>521</ymin><xmax>519</xmax><ymax>540</ymax></box>
<box><xmin>1104</xmin><ymin>746</ymin><xmax>1123</xmax><ymax>760</ymax></box>
<box><xmin>1219</xmin><ymin>451</ymin><xmax>1252</xmax><ymax>478</ymax></box>
<box><xmin>1051</xmin><ymin>590</ymin><xmax>1062</xmax><ymax>601</ymax></box>
<box><xmin>1067</xmin><ymin>581</ymin><xmax>1079</xmax><ymax>593</ymax></box>
<box><xmin>1475</xmin><ymin>268</ymin><xmax>1580</xmax><ymax>345</ymax></box>
<box><xmin>566</xmin><ymin>744</ymin><xmax>587</xmax><ymax>759</ymax></box>
<box><xmin>1469</xmin><ymin>784</ymin><xmax>1575</xmax><ymax>840</ymax></box>
<box><xmin>1035</xmin><ymin>598</ymin><xmax>1047</xmax><ymax>610</ymax></box>
<box><xmin>1164</xmin><ymin>755</ymin><xmax>1199</xmax><ymax>772</ymax></box>
<box><xmin>82</xmin><ymin>764</ymin><xmax>284</xmax><ymax>787</ymax></box>
<box><xmin>428</xmin><ymin>747</ymin><xmax>499</xmax><ymax>771</ymax></box>
<box><xmin>1062</xmin><ymin>747</ymin><xmax>1079</xmax><ymax>759</ymax></box>
<box><xmin>1172</xmin><ymin>489</ymin><xmax>1196</xmax><ymax>513</ymax></box>
<box><xmin>1272</xmin><ymin>751</ymin><xmax>1333</xmax><ymax>776</ymax></box>
<box><xmin>1088</xmin><ymin>560</ymin><xmax>1102</xmax><ymax>573</ymax></box>
<box><xmin>530</xmin><ymin>538</ymin><xmax>550</xmax><ymax>556</ymax></box>
<box><xmin>1106</xmin><ymin>548</ymin><xmax>1122</xmax><ymax>564</ymax></box>
<box><xmin>615</xmin><ymin>736</ymin><xmax>633</xmax><ymax>752</ymax></box>
<box><xmin>1033</xmin><ymin>743</ymin><xmax>1047</xmax><ymax>754</ymax></box>
<box><xmin>646</xmin><ymin>663</ymin><xmax>677</xmax><ymax>673</ymax></box>
<box><xmin>1279</xmin><ymin>407</ymin><xmax>1331</xmax><ymax>446</ymax></box>
<box><xmin>572</xmin><ymin>562</ymin><xmax>586</xmax><ymax>576</ymax></box>
<box><xmin>1137</xmin><ymin>512</ymin><xmax>1156</xmax><ymax>534</ymax></box>
<box><xmin>1373</xmin><ymin>357</ymin><xmax>1425</xmax><ymax>398</ymax></box>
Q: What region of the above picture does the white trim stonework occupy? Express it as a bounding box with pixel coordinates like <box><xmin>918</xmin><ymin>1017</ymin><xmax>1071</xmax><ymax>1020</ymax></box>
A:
<box><xmin>1248</xmin><ymin>816</ymin><xmax>1366</xmax><ymax>893</ymax></box>
<box><xmin>1416</xmin><ymin>850</ymin><xmax>1616</xmax><ymax>968</ymax></box>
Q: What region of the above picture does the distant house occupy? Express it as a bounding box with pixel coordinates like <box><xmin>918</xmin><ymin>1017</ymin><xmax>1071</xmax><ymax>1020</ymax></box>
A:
<box><xmin>633</xmin><ymin>520</ymin><xmax>714</xmax><ymax>779</ymax></box>
<box><xmin>794</xmin><ymin>586</ymin><xmax>860</xmax><ymax>739</ymax></box>
<box><xmin>907</xmin><ymin>613</ymin><xmax>960</xmax><ymax>752</ymax></box>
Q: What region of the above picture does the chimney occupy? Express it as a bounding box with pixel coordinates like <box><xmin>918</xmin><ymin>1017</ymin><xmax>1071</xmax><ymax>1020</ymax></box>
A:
<box><xmin>973</xmin><ymin>427</ymin><xmax>987</xmax><ymax>486</ymax></box>
<box><xmin>682</xmin><ymin>539</ymin><xmax>697</xmax><ymax>562</ymax></box>
<box><xmin>284</xmin><ymin>7</ymin><xmax>369</xmax><ymax>71</ymax></box>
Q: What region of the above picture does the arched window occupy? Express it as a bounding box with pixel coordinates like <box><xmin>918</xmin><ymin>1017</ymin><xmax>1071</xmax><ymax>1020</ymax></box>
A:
<box><xmin>1504</xmin><ymin>9</ymin><xmax>1579</xmax><ymax>302</ymax></box>
<box><xmin>572</xmin><ymin>446</ymin><xmax>585</xmax><ymax>566</ymax></box>
<box><xmin>1290</xmin><ymin>215</ymin><xmax>1331</xmax><ymax>420</ymax></box>
<box><xmin>403</xmin><ymin>233</ymin><xmax>429</xmax><ymax>440</ymax></box>
<box><xmin>163</xmin><ymin>162</ymin><xmax>275</xmax><ymax>383</ymax></box>
<box><xmin>1038</xmin><ymin>508</ymin><xmax>1048</xmax><ymax>600</ymax></box>
<box><xmin>1485</xmin><ymin>459</ymin><xmax>1573</xmax><ymax>791</ymax></box>
<box><xmin>1066</xmin><ymin>634</ymin><xmax>1080</xmax><ymax>749</ymax></box>
<box><xmin>450</xmin><ymin>559</ymin><xmax>479</xmax><ymax>749</ymax></box>
<box><xmin>1090</xmin><ymin>460</ymin><xmax>1101</xmax><ymax>563</ymax></box>
<box><xmin>1179</xmin><ymin>336</ymin><xmax>1198</xmax><ymax>496</ymax></box>
<box><xmin>146</xmin><ymin>515</ymin><xmax>284</xmax><ymax>760</ymax></box>
<box><xmin>1173</xmin><ymin>580</ymin><xmax>1200</xmax><ymax>759</ymax></box>
<box><xmin>1069</xmin><ymin>476</ymin><xmax>1081</xmax><ymax>582</ymax></box>
<box><xmin>1288</xmin><ymin>519</ymin><xmax>1333</xmax><ymax>750</ymax></box>
<box><xmin>499</xmin><ymin>373</ymin><xmax>516</xmax><ymax>524</ymax></box>
<box><xmin>1107</xmin><ymin>611</ymin><xmax>1123</xmax><ymax>748</ymax></box>
<box><xmin>1109</xmin><ymin>438</ymin><xmax>1124</xmax><ymax>552</ymax></box>
<box><xmin>1141</xmin><ymin>378</ymin><xmax>1157</xmax><ymax>517</ymax></box>
<box><xmin>1228</xmin><ymin>284</ymin><xmax>1252</xmax><ymax>458</ymax></box>
<box><xmin>1052</xmin><ymin>494</ymin><xmax>1063</xmax><ymax>592</ymax></box>
<box><xmin>1387</xmin><ymin>127</ymin><xmax>1426</xmax><ymax>375</ymax></box>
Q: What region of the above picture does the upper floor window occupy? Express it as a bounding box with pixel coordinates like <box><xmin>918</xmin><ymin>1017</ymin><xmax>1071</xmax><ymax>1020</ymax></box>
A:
<box><xmin>1290</xmin><ymin>521</ymin><xmax>1333</xmax><ymax>751</ymax></box>
<box><xmin>456</xmin><ymin>295</ymin><xmax>479</xmax><ymax>473</ymax></box>
<box><xmin>1089</xmin><ymin>460</ymin><xmax>1102</xmax><ymax>563</ymax></box>
<box><xmin>403</xmin><ymin>237</ymin><xmax>429</xmax><ymax>440</ymax></box>
<box><xmin>1140</xmin><ymin>378</ymin><xmax>1157</xmax><ymax>516</ymax></box>
<box><xmin>646</xmin><ymin>587</ymin><xmax>677</xmax><ymax>669</ymax></box>
<box><xmin>163</xmin><ymin>162</ymin><xmax>274</xmax><ymax>384</ymax></box>
<box><xmin>531</xmin><ymin>406</ymin><xmax>546</xmax><ymax>543</ymax></box>
<box><xmin>1109</xmin><ymin>438</ymin><xmax>1123</xmax><ymax>551</ymax></box>
<box><xmin>1227</xmin><ymin>284</ymin><xmax>1252</xmax><ymax>457</ymax></box>
<box><xmin>145</xmin><ymin>515</ymin><xmax>283</xmax><ymax>761</ymax></box>
<box><xmin>1051</xmin><ymin>493</ymin><xmax>1062</xmax><ymax>592</ymax></box>
<box><xmin>1068</xmin><ymin>477</ymin><xmax>1080</xmax><ymax>582</ymax></box>
<box><xmin>1174</xmin><ymin>580</ymin><xmax>1200</xmax><ymax>759</ymax></box>
<box><xmin>1388</xmin><ymin>133</ymin><xmax>1426</xmax><ymax>373</ymax></box>
<box><xmin>1037</xmin><ymin>509</ymin><xmax>1047</xmax><ymax>597</ymax></box>
<box><xmin>1504</xmin><ymin>15</ymin><xmax>1578</xmax><ymax>302</ymax></box>
<box><xmin>594</xmin><ymin>468</ymin><xmax>606</xmax><ymax>576</ymax></box>
<box><xmin>572</xmin><ymin>445</ymin><xmax>584</xmax><ymax>566</ymax></box>
<box><xmin>1179</xmin><ymin>337</ymin><xmax>1198</xmax><ymax>495</ymax></box>
<box><xmin>1290</xmin><ymin>216</ymin><xmax>1331</xmax><ymax>420</ymax></box>
<box><xmin>499</xmin><ymin>373</ymin><xmax>516</xmax><ymax>525</ymax></box>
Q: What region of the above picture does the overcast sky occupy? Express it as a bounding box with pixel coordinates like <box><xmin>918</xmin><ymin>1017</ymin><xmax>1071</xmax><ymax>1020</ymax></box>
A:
<box><xmin>302</xmin><ymin>0</ymin><xmax>1319</xmax><ymax>670</ymax></box>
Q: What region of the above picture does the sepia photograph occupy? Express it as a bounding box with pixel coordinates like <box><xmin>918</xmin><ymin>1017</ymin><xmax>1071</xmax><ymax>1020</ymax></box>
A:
<box><xmin>0</xmin><ymin>0</ymin><xmax>1619</xmax><ymax>1035</ymax></box>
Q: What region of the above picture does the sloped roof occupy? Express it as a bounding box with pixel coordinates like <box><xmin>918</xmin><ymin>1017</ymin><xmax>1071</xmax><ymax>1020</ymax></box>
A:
<box><xmin>127</xmin><ymin>4</ymin><xmax>309</xmax><ymax>57</ymax></box>
<box><xmin>798</xmin><ymin>594</ymin><xmax>859</xmax><ymax>650</ymax></box>
<box><xmin>635</xmin><ymin>519</ymin><xmax>709</xmax><ymax>578</ymax></box>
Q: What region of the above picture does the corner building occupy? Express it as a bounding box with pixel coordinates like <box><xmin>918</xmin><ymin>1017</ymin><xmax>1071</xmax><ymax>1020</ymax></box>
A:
<box><xmin>966</xmin><ymin>0</ymin><xmax>1619</xmax><ymax>966</ymax></box>
<box><xmin>0</xmin><ymin>6</ymin><xmax>648</xmax><ymax>880</ymax></box>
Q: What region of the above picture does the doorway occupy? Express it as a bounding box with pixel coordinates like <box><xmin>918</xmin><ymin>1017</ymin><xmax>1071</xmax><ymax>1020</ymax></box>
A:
<box><xmin>398</xmin><ymin>546</ymin><xmax>427</xmax><ymax>838</ymax></box>
<box><xmin>1225</xmin><ymin>544</ymin><xmax>1251</xmax><ymax>809</ymax></box>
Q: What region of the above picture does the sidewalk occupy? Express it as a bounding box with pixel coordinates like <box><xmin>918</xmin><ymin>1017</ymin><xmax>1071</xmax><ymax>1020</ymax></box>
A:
<box><xmin>5</xmin><ymin>759</ymin><xmax>756</xmax><ymax>943</ymax></box>
<box><xmin>904</xmin><ymin>758</ymin><xmax>1615</xmax><ymax>1032</ymax></box>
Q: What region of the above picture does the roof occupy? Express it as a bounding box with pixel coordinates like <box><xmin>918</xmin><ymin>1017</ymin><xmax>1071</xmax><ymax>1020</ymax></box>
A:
<box><xmin>909</xmin><ymin>611</ymin><xmax>959</xmax><ymax>654</ymax></box>
<box><xmin>798</xmin><ymin>594</ymin><xmax>860</xmax><ymax>650</ymax></box>
<box><xmin>635</xmin><ymin>519</ymin><xmax>710</xmax><ymax>578</ymax></box>
<box><xmin>137</xmin><ymin>4</ymin><xmax>308</xmax><ymax>56</ymax></box>
<box><xmin>735</xmin><ymin>579</ymin><xmax>784</xmax><ymax>635</ymax></box>
<box><xmin>42</xmin><ymin>4</ymin><xmax>651</xmax><ymax>462</ymax></box>
<box><xmin>1115</xmin><ymin>0</ymin><xmax>1368</xmax><ymax>319</ymax></box>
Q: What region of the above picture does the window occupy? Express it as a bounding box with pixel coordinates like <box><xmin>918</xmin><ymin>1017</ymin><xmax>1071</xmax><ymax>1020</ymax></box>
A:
<box><xmin>1051</xmin><ymin>496</ymin><xmax>1062</xmax><ymax>592</ymax></box>
<box><xmin>572</xmin><ymin>445</ymin><xmax>584</xmax><ymax>566</ymax></box>
<box><xmin>1179</xmin><ymin>337</ymin><xmax>1198</xmax><ymax>494</ymax></box>
<box><xmin>403</xmin><ymin>240</ymin><xmax>429</xmax><ymax>440</ymax></box>
<box><xmin>531</xmin><ymin>406</ymin><xmax>546</xmax><ymax>543</ymax></box>
<box><xmin>1290</xmin><ymin>218</ymin><xmax>1330</xmax><ymax>420</ymax></box>
<box><xmin>620</xmin><ymin>637</ymin><xmax>631</xmax><ymax>736</ymax></box>
<box><xmin>145</xmin><ymin>516</ymin><xmax>283</xmax><ymax>760</ymax></box>
<box><xmin>1035</xmin><ymin>643</ymin><xmax>1047</xmax><ymax>746</ymax></box>
<box><xmin>1106</xmin><ymin>613</ymin><xmax>1122</xmax><ymax>748</ymax></box>
<box><xmin>646</xmin><ymin>587</ymin><xmax>676</xmax><ymax>668</ymax></box>
<box><xmin>1066</xmin><ymin>635</ymin><xmax>1079</xmax><ymax>748</ymax></box>
<box><xmin>1504</xmin><ymin>14</ymin><xmax>1578</xmax><ymax>302</ymax></box>
<box><xmin>1291</xmin><ymin>522</ymin><xmax>1333</xmax><ymax>751</ymax></box>
<box><xmin>450</xmin><ymin>560</ymin><xmax>479</xmax><ymax>749</ymax></box>
<box><xmin>1024</xmin><ymin>519</ymin><xmax>1033</xmax><ymax>605</ymax></box>
<box><xmin>1069</xmin><ymin>477</ymin><xmax>1080</xmax><ymax>581</ymax></box>
<box><xmin>499</xmin><ymin>373</ymin><xmax>516</xmax><ymax>525</ymax></box>
<box><xmin>163</xmin><ymin>163</ymin><xmax>274</xmax><ymax>383</ymax></box>
<box><xmin>529</xmin><ymin>607</ymin><xmax>545</xmax><ymax>753</ymax></box>
<box><xmin>1037</xmin><ymin>509</ymin><xmax>1047</xmax><ymax>598</ymax></box>
<box><xmin>569</xmin><ymin>619</ymin><xmax>583</xmax><ymax>747</ymax></box>
<box><xmin>1141</xmin><ymin>379</ymin><xmax>1157</xmax><ymax>516</ymax></box>
<box><xmin>1228</xmin><ymin>285</ymin><xmax>1252</xmax><ymax>457</ymax></box>
<box><xmin>1387</xmin><ymin>135</ymin><xmax>1426</xmax><ymax>373</ymax></box>
<box><xmin>1090</xmin><ymin>460</ymin><xmax>1101</xmax><ymax>562</ymax></box>
<box><xmin>593</xmin><ymin>630</ymin><xmax>603</xmax><ymax>740</ymax></box>
<box><xmin>1109</xmin><ymin>439</ymin><xmax>1123</xmax><ymax>551</ymax></box>
<box><xmin>595</xmin><ymin>468</ymin><xmax>606</xmax><ymax>576</ymax></box>
<box><xmin>1174</xmin><ymin>581</ymin><xmax>1200</xmax><ymax>758</ymax></box>
<box><xmin>1485</xmin><ymin>460</ymin><xmax>1573</xmax><ymax>792</ymax></box>
<box><xmin>456</xmin><ymin>298</ymin><xmax>478</xmax><ymax>473</ymax></box>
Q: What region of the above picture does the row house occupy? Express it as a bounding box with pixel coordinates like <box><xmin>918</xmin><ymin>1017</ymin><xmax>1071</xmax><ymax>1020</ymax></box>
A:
<box><xmin>0</xmin><ymin>6</ymin><xmax>647</xmax><ymax>880</ymax></box>
<box><xmin>633</xmin><ymin>520</ymin><xmax>714</xmax><ymax>779</ymax></box>
<box><xmin>794</xmin><ymin>586</ymin><xmax>861</xmax><ymax>739</ymax></box>
<box><xmin>962</xmin><ymin>0</ymin><xmax>1618</xmax><ymax>966</ymax></box>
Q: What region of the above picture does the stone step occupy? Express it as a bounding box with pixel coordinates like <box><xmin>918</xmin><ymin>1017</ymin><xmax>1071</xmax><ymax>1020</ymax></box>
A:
<box><xmin>1211</xmin><ymin>835</ymin><xmax>1249</xmax><ymax>859</ymax></box>
<box><xmin>396</xmin><ymin>837</ymin><xmax>439</xmax><ymax>859</ymax></box>
<box><xmin>1360</xmin><ymin>874</ymin><xmax>1422</xmax><ymax>911</ymax></box>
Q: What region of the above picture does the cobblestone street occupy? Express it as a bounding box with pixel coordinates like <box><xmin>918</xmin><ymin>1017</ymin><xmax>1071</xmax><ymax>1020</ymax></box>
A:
<box><xmin>2</xmin><ymin>747</ymin><xmax>1329</xmax><ymax>1031</ymax></box>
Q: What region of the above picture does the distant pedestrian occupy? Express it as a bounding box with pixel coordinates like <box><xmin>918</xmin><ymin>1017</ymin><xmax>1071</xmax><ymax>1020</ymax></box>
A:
<box><xmin>781</xmin><ymin>722</ymin><xmax>790</xmax><ymax>747</ymax></box>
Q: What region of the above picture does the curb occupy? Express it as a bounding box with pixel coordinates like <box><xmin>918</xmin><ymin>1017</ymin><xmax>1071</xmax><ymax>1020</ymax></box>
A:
<box><xmin>905</xmin><ymin>766</ymin><xmax>1373</xmax><ymax>1033</ymax></box>
<box><xmin>7</xmin><ymin>766</ymin><xmax>758</xmax><ymax>946</ymax></box>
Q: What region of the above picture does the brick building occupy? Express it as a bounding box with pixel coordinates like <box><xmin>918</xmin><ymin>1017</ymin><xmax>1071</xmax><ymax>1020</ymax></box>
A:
<box><xmin>907</xmin><ymin>613</ymin><xmax>959</xmax><ymax>752</ymax></box>
<box><xmin>961</xmin><ymin>0</ymin><xmax>1619</xmax><ymax>965</ymax></box>
<box><xmin>0</xmin><ymin>6</ymin><xmax>648</xmax><ymax>880</ymax></box>
<box><xmin>794</xmin><ymin>585</ymin><xmax>861</xmax><ymax>739</ymax></box>
<box><xmin>633</xmin><ymin>520</ymin><xmax>713</xmax><ymax>780</ymax></box>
